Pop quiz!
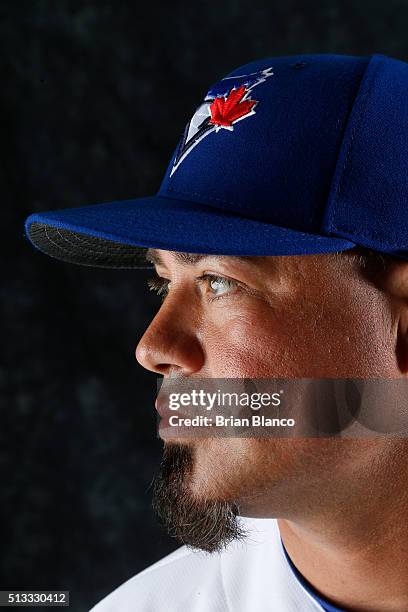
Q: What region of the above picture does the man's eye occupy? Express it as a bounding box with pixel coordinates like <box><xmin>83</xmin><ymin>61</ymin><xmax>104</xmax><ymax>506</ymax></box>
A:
<box><xmin>147</xmin><ymin>274</ymin><xmax>238</xmax><ymax>301</ymax></box>
<box><xmin>196</xmin><ymin>274</ymin><xmax>238</xmax><ymax>298</ymax></box>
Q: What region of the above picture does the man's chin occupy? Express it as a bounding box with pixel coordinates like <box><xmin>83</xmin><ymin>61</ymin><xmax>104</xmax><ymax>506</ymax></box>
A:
<box><xmin>151</xmin><ymin>441</ymin><xmax>246</xmax><ymax>553</ymax></box>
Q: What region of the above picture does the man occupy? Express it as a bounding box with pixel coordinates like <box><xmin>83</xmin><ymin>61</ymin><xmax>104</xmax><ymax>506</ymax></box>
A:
<box><xmin>25</xmin><ymin>53</ymin><xmax>408</xmax><ymax>611</ymax></box>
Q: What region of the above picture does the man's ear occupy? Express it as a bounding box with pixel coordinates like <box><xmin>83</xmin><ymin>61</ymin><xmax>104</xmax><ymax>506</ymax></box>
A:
<box><xmin>380</xmin><ymin>259</ymin><xmax>408</xmax><ymax>374</ymax></box>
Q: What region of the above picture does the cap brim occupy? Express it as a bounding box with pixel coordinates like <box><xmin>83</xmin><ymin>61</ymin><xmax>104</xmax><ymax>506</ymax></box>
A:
<box><xmin>25</xmin><ymin>195</ymin><xmax>357</xmax><ymax>269</ymax></box>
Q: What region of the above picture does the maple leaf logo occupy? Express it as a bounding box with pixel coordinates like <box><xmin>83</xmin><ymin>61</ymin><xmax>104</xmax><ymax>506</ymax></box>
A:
<box><xmin>209</xmin><ymin>85</ymin><xmax>257</xmax><ymax>128</ymax></box>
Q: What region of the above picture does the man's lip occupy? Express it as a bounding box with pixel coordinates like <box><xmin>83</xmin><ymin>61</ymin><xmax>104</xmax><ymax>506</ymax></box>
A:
<box><xmin>155</xmin><ymin>399</ymin><xmax>189</xmax><ymax>433</ymax></box>
<box><xmin>155</xmin><ymin>396</ymin><xmax>188</xmax><ymax>420</ymax></box>
<box><xmin>155</xmin><ymin>396</ymin><xmax>169</xmax><ymax>418</ymax></box>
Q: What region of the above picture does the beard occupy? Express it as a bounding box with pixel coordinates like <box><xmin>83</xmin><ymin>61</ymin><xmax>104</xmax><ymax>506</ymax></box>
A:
<box><xmin>151</xmin><ymin>442</ymin><xmax>246</xmax><ymax>553</ymax></box>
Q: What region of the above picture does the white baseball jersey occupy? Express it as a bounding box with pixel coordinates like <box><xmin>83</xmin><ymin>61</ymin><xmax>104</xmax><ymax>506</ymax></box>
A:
<box><xmin>89</xmin><ymin>516</ymin><xmax>332</xmax><ymax>611</ymax></box>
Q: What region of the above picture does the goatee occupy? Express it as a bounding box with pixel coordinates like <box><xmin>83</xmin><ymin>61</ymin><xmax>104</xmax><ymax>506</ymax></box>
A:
<box><xmin>152</xmin><ymin>442</ymin><xmax>246</xmax><ymax>553</ymax></box>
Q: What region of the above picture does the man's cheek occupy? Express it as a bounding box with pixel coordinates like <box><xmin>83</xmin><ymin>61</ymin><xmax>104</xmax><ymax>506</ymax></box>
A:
<box><xmin>208</xmin><ymin>332</ymin><xmax>301</xmax><ymax>377</ymax></box>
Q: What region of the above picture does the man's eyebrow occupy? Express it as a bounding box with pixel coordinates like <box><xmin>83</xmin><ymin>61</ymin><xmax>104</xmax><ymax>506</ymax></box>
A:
<box><xmin>145</xmin><ymin>248</ymin><xmax>267</xmax><ymax>267</ymax></box>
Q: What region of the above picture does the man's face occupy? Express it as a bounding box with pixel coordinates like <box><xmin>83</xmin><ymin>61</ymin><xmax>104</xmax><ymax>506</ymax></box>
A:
<box><xmin>135</xmin><ymin>250</ymin><xmax>400</xmax><ymax>550</ymax></box>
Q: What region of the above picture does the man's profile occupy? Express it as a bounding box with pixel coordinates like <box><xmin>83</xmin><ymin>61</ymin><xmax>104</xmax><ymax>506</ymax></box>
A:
<box><xmin>25</xmin><ymin>53</ymin><xmax>408</xmax><ymax>611</ymax></box>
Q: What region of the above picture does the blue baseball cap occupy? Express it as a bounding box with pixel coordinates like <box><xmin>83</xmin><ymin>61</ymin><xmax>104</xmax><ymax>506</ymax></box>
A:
<box><xmin>24</xmin><ymin>52</ymin><xmax>408</xmax><ymax>268</ymax></box>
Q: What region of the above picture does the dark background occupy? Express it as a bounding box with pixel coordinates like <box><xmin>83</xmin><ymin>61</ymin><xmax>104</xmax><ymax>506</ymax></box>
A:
<box><xmin>2</xmin><ymin>1</ymin><xmax>407</xmax><ymax>610</ymax></box>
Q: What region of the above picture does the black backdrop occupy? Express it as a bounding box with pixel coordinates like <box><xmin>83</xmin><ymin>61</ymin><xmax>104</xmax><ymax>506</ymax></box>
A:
<box><xmin>2</xmin><ymin>1</ymin><xmax>408</xmax><ymax>610</ymax></box>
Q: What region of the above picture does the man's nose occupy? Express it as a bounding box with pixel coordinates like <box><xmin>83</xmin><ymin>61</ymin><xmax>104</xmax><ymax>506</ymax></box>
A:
<box><xmin>135</xmin><ymin>297</ymin><xmax>205</xmax><ymax>376</ymax></box>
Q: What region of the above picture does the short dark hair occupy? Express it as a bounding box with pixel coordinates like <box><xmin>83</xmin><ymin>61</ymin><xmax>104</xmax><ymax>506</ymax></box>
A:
<box><xmin>345</xmin><ymin>246</ymin><xmax>390</xmax><ymax>272</ymax></box>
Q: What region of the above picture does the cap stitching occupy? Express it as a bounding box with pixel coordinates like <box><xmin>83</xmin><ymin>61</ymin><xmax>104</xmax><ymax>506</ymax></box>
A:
<box><xmin>331</xmin><ymin>224</ymin><xmax>404</xmax><ymax>249</ymax></box>
<box><xmin>55</xmin><ymin>227</ymin><xmax>134</xmax><ymax>259</ymax></box>
<box><xmin>53</xmin><ymin>226</ymin><xmax>140</xmax><ymax>257</ymax></box>
<box><xmin>38</xmin><ymin>225</ymin><xmax>147</xmax><ymax>262</ymax></box>
<box><xmin>57</xmin><ymin>226</ymin><xmax>145</xmax><ymax>256</ymax></box>
<box><xmin>164</xmin><ymin>186</ymin><xmax>272</xmax><ymax>214</ymax></box>
<box><xmin>330</xmin><ymin>57</ymin><xmax>385</xmax><ymax>242</ymax></box>
<box><xmin>35</xmin><ymin>222</ymin><xmax>142</xmax><ymax>254</ymax></box>
<box><xmin>162</xmin><ymin>187</ymin><xmax>326</xmax><ymax>233</ymax></box>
